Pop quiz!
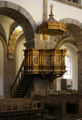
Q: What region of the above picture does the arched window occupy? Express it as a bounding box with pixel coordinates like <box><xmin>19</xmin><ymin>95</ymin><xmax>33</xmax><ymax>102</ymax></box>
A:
<box><xmin>57</xmin><ymin>43</ymin><xmax>78</xmax><ymax>90</ymax></box>
<box><xmin>64</xmin><ymin>55</ymin><xmax>72</xmax><ymax>79</ymax></box>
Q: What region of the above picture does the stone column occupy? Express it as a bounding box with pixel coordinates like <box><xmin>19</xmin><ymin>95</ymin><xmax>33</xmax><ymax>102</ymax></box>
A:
<box><xmin>78</xmin><ymin>51</ymin><xmax>82</xmax><ymax>92</ymax></box>
<box><xmin>3</xmin><ymin>45</ymin><xmax>16</xmax><ymax>98</ymax></box>
<box><xmin>43</xmin><ymin>0</ymin><xmax>48</xmax><ymax>41</ymax></box>
<box><xmin>4</xmin><ymin>47</ymin><xmax>10</xmax><ymax>98</ymax></box>
<box><xmin>78</xmin><ymin>41</ymin><xmax>82</xmax><ymax>93</ymax></box>
<box><xmin>43</xmin><ymin>0</ymin><xmax>48</xmax><ymax>21</ymax></box>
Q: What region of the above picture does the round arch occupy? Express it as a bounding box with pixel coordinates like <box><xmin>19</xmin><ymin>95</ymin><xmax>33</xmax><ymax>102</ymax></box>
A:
<box><xmin>60</xmin><ymin>18</ymin><xmax>82</xmax><ymax>42</ymax></box>
<box><xmin>0</xmin><ymin>1</ymin><xmax>37</xmax><ymax>48</ymax></box>
<box><xmin>57</xmin><ymin>38</ymin><xmax>78</xmax><ymax>51</ymax></box>
<box><xmin>60</xmin><ymin>18</ymin><xmax>82</xmax><ymax>29</ymax></box>
<box><xmin>59</xmin><ymin>41</ymin><xmax>78</xmax><ymax>90</ymax></box>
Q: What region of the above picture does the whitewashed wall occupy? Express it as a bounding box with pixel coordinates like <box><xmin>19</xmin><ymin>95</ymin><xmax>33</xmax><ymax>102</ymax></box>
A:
<box><xmin>48</xmin><ymin>0</ymin><xmax>82</xmax><ymax>23</ymax></box>
<box><xmin>1</xmin><ymin>0</ymin><xmax>82</xmax><ymax>24</ymax></box>
<box><xmin>0</xmin><ymin>40</ymin><xmax>4</xmax><ymax>96</ymax></box>
<box><xmin>3</xmin><ymin>0</ymin><xmax>43</xmax><ymax>24</ymax></box>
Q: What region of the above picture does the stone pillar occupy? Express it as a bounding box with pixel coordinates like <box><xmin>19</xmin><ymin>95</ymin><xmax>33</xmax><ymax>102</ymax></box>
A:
<box><xmin>78</xmin><ymin>41</ymin><xmax>82</xmax><ymax>93</ymax></box>
<box><xmin>4</xmin><ymin>47</ymin><xmax>10</xmax><ymax>98</ymax></box>
<box><xmin>43</xmin><ymin>0</ymin><xmax>48</xmax><ymax>21</ymax></box>
<box><xmin>43</xmin><ymin>0</ymin><xmax>48</xmax><ymax>41</ymax></box>
<box><xmin>78</xmin><ymin>51</ymin><xmax>82</xmax><ymax>92</ymax></box>
<box><xmin>34</xmin><ymin>76</ymin><xmax>49</xmax><ymax>96</ymax></box>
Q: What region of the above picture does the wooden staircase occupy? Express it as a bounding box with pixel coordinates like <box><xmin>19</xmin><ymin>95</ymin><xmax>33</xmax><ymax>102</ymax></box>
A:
<box><xmin>11</xmin><ymin>60</ymin><xmax>34</xmax><ymax>98</ymax></box>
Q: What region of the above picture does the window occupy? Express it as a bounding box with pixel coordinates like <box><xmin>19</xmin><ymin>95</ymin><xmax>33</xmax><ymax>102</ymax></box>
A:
<box><xmin>67</xmin><ymin>0</ymin><xmax>80</xmax><ymax>4</ymax></box>
<box><xmin>64</xmin><ymin>56</ymin><xmax>72</xmax><ymax>79</ymax></box>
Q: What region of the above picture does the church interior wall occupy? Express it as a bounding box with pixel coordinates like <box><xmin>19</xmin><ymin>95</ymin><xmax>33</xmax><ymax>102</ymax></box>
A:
<box><xmin>3</xmin><ymin>0</ymin><xmax>43</xmax><ymax>25</ymax></box>
<box><xmin>0</xmin><ymin>0</ymin><xmax>81</xmax><ymax>119</ymax></box>
<box><xmin>0</xmin><ymin>0</ymin><xmax>81</xmax><ymax>97</ymax></box>
<box><xmin>48</xmin><ymin>0</ymin><xmax>82</xmax><ymax>24</ymax></box>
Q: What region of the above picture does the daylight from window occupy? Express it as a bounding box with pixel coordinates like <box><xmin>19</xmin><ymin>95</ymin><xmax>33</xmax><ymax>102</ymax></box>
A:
<box><xmin>64</xmin><ymin>56</ymin><xmax>72</xmax><ymax>79</ymax></box>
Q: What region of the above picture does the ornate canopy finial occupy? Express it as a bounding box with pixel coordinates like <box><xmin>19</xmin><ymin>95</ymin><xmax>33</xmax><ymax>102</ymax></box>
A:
<box><xmin>49</xmin><ymin>4</ymin><xmax>54</xmax><ymax>18</ymax></box>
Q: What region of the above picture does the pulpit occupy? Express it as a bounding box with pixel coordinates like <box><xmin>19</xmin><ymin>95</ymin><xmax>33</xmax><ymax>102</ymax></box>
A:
<box><xmin>24</xmin><ymin>48</ymin><xmax>66</xmax><ymax>79</ymax></box>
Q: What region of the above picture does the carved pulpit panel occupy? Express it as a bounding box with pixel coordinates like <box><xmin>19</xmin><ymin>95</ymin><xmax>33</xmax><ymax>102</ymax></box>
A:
<box><xmin>34</xmin><ymin>55</ymin><xmax>38</xmax><ymax>64</ymax></box>
<box><xmin>56</xmin><ymin>56</ymin><xmax>61</xmax><ymax>65</ymax></box>
<box><xmin>46</xmin><ymin>54</ymin><xmax>51</xmax><ymax>65</ymax></box>
<box><xmin>33</xmin><ymin>50</ymin><xmax>39</xmax><ymax>65</ymax></box>
<box><xmin>24</xmin><ymin>48</ymin><xmax>66</xmax><ymax>77</ymax></box>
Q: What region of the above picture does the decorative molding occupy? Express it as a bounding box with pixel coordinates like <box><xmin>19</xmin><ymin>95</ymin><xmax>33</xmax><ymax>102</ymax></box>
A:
<box><xmin>53</xmin><ymin>0</ymin><xmax>82</xmax><ymax>9</ymax></box>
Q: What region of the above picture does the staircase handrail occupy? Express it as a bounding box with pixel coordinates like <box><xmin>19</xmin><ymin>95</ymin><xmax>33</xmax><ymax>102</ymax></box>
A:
<box><xmin>11</xmin><ymin>59</ymin><xmax>25</xmax><ymax>96</ymax></box>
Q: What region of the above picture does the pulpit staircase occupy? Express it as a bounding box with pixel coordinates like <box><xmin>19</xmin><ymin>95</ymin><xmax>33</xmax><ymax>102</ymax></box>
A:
<box><xmin>11</xmin><ymin>59</ymin><xmax>34</xmax><ymax>98</ymax></box>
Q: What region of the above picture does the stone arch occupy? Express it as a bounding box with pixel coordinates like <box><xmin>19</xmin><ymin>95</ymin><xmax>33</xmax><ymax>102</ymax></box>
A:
<box><xmin>57</xmin><ymin>38</ymin><xmax>78</xmax><ymax>51</ymax></box>
<box><xmin>60</xmin><ymin>18</ymin><xmax>82</xmax><ymax>42</ymax></box>
<box><xmin>60</xmin><ymin>18</ymin><xmax>82</xmax><ymax>29</ymax></box>
<box><xmin>0</xmin><ymin>1</ymin><xmax>37</xmax><ymax>48</ymax></box>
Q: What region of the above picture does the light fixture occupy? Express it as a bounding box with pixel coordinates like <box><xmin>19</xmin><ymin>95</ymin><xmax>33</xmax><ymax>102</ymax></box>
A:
<box><xmin>16</xmin><ymin>26</ymin><xmax>22</xmax><ymax>31</ymax></box>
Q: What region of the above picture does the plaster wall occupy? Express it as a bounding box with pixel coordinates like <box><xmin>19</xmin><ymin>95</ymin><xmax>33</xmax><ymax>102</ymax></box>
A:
<box><xmin>3</xmin><ymin>0</ymin><xmax>82</xmax><ymax>24</ymax></box>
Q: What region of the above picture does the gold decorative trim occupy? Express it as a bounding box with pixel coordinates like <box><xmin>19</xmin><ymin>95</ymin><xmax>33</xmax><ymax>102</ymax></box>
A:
<box><xmin>24</xmin><ymin>48</ymin><xmax>66</xmax><ymax>77</ymax></box>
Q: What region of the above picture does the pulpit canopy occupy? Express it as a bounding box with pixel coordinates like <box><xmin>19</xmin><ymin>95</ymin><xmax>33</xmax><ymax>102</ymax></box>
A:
<box><xmin>38</xmin><ymin>5</ymin><xmax>66</xmax><ymax>35</ymax></box>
